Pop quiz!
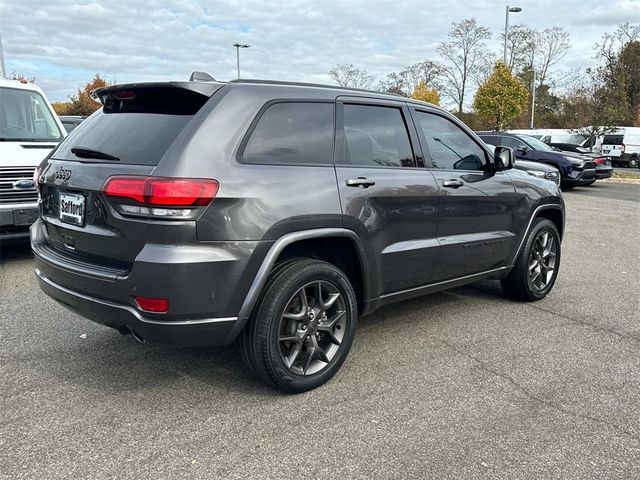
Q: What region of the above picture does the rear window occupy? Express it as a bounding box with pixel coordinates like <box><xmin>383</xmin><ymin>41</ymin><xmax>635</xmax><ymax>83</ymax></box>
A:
<box><xmin>53</xmin><ymin>87</ymin><xmax>209</xmax><ymax>165</ymax></box>
<box><xmin>603</xmin><ymin>135</ymin><xmax>623</xmax><ymax>145</ymax></box>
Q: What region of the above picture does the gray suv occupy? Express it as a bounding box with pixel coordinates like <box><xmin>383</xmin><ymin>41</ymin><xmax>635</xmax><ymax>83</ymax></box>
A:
<box><xmin>32</xmin><ymin>76</ymin><xmax>565</xmax><ymax>392</ymax></box>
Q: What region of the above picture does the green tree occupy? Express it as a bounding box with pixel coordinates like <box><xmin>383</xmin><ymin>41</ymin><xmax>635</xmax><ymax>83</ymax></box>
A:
<box><xmin>473</xmin><ymin>61</ymin><xmax>528</xmax><ymax>131</ymax></box>
<box><xmin>411</xmin><ymin>80</ymin><xmax>440</xmax><ymax>105</ymax></box>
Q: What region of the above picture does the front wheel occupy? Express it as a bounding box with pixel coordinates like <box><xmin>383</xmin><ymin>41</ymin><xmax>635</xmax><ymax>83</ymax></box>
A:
<box><xmin>240</xmin><ymin>258</ymin><xmax>358</xmax><ymax>393</ymax></box>
<box><xmin>501</xmin><ymin>218</ymin><xmax>561</xmax><ymax>301</ymax></box>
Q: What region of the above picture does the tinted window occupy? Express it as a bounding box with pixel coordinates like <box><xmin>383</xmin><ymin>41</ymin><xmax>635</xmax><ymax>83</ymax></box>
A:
<box><xmin>415</xmin><ymin>112</ymin><xmax>486</xmax><ymax>170</ymax></box>
<box><xmin>54</xmin><ymin>87</ymin><xmax>210</xmax><ymax>165</ymax></box>
<box><xmin>242</xmin><ymin>102</ymin><xmax>334</xmax><ymax>165</ymax></box>
<box><xmin>500</xmin><ymin>136</ymin><xmax>528</xmax><ymax>150</ymax></box>
<box><xmin>343</xmin><ymin>105</ymin><xmax>414</xmax><ymax>168</ymax></box>
<box><xmin>603</xmin><ymin>135</ymin><xmax>624</xmax><ymax>145</ymax></box>
<box><xmin>480</xmin><ymin>135</ymin><xmax>500</xmax><ymax>147</ymax></box>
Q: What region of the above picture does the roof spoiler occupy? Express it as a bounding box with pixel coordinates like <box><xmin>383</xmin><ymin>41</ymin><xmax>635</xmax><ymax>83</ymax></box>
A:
<box><xmin>189</xmin><ymin>71</ymin><xmax>216</xmax><ymax>82</ymax></box>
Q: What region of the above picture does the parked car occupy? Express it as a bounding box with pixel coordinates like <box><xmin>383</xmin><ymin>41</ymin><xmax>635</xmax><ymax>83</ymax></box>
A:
<box><xmin>477</xmin><ymin>131</ymin><xmax>596</xmax><ymax>190</ymax></box>
<box><xmin>32</xmin><ymin>76</ymin><xmax>565</xmax><ymax>392</ymax></box>
<box><xmin>486</xmin><ymin>144</ymin><xmax>560</xmax><ymax>185</ymax></box>
<box><xmin>548</xmin><ymin>142</ymin><xmax>613</xmax><ymax>180</ymax></box>
<box><xmin>0</xmin><ymin>78</ymin><xmax>65</xmax><ymax>240</ymax></box>
<box><xmin>599</xmin><ymin>127</ymin><xmax>640</xmax><ymax>168</ymax></box>
<box><xmin>58</xmin><ymin>115</ymin><xmax>86</xmax><ymax>134</ymax></box>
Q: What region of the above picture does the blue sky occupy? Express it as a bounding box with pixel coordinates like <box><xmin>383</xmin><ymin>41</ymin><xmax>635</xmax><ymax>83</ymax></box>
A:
<box><xmin>1</xmin><ymin>0</ymin><xmax>639</xmax><ymax>106</ymax></box>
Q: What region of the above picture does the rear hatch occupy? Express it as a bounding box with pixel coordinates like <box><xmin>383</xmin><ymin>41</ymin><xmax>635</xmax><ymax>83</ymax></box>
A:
<box><xmin>38</xmin><ymin>82</ymin><xmax>222</xmax><ymax>270</ymax></box>
<box><xmin>601</xmin><ymin>134</ymin><xmax>624</xmax><ymax>158</ymax></box>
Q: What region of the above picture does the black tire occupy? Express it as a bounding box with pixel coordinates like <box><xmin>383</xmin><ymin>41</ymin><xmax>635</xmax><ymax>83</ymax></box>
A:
<box><xmin>561</xmin><ymin>184</ymin><xmax>575</xmax><ymax>191</ymax></box>
<box><xmin>629</xmin><ymin>156</ymin><xmax>639</xmax><ymax>168</ymax></box>
<box><xmin>239</xmin><ymin>258</ymin><xmax>358</xmax><ymax>393</ymax></box>
<box><xmin>501</xmin><ymin>218</ymin><xmax>561</xmax><ymax>301</ymax></box>
<box><xmin>584</xmin><ymin>179</ymin><xmax>596</xmax><ymax>186</ymax></box>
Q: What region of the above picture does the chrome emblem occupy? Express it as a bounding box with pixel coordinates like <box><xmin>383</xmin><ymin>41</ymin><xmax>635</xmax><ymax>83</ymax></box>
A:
<box><xmin>12</xmin><ymin>179</ymin><xmax>36</xmax><ymax>190</ymax></box>
<box><xmin>54</xmin><ymin>168</ymin><xmax>72</xmax><ymax>182</ymax></box>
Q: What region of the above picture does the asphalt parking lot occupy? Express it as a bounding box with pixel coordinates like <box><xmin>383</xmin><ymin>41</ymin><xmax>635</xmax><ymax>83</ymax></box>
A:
<box><xmin>1</xmin><ymin>183</ymin><xmax>639</xmax><ymax>479</ymax></box>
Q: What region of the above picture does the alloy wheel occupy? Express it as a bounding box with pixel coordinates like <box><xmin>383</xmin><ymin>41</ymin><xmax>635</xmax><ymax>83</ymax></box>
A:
<box><xmin>528</xmin><ymin>231</ymin><xmax>558</xmax><ymax>291</ymax></box>
<box><xmin>278</xmin><ymin>280</ymin><xmax>347</xmax><ymax>376</ymax></box>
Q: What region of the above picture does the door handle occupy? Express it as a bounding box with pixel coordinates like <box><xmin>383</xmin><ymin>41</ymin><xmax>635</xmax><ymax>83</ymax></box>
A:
<box><xmin>442</xmin><ymin>179</ymin><xmax>464</xmax><ymax>189</ymax></box>
<box><xmin>346</xmin><ymin>177</ymin><xmax>376</xmax><ymax>188</ymax></box>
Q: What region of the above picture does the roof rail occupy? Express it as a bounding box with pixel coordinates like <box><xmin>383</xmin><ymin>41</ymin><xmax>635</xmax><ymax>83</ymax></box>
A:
<box><xmin>229</xmin><ymin>78</ymin><xmax>404</xmax><ymax>97</ymax></box>
<box><xmin>189</xmin><ymin>71</ymin><xmax>216</xmax><ymax>82</ymax></box>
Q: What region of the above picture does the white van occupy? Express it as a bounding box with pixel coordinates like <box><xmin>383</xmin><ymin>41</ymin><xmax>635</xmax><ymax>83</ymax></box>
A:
<box><xmin>0</xmin><ymin>78</ymin><xmax>65</xmax><ymax>239</ymax></box>
<box><xmin>600</xmin><ymin>127</ymin><xmax>640</xmax><ymax>168</ymax></box>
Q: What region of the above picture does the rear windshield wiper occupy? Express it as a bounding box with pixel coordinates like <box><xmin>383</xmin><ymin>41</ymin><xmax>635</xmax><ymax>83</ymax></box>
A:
<box><xmin>71</xmin><ymin>147</ymin><xmax>120</xmax><ymax>161</ymax></box>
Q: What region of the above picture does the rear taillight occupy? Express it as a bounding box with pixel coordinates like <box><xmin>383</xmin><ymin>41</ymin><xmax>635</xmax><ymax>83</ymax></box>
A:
<box><xmin>622</xmin><ymin>144</ymin><xmax>626</xmax><ymax>153</ymax></box>
<box><xmin>593</xmin><ymin>157</ymin><xmax>605</xmax><ymax>165</ymax></box>
<box><xmin>103</xmin><ymin>176</ymin><xmax>218</xmax><ymax>218</ymax></box>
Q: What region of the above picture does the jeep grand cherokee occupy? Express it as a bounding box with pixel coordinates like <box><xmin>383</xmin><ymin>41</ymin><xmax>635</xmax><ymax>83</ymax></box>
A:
<box><xmin>32</xmin><ymin>76</ymin><xmax>565</xmax><ymax>393</ymax></box>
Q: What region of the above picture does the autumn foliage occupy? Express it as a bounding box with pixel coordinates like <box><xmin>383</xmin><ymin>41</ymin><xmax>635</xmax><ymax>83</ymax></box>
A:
<box><xmin>473</xmin><ymin>62</ymin><xmax>528</xmax><ymax>131</ymax></box>
<box><xmin>411</xmin><ymin>80</ymin><xmax>440</xmax><ymax>105</ymax></box>
<box><xmin>52</xmin><ymin>74</ymin><xmax>111</xmax><ymax>116</ymax></box>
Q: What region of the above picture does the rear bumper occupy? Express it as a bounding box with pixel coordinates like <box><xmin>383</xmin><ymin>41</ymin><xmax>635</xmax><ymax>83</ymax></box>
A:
<box><xmin>596</xmin><ymin>167</ymin><xmax>613</xmax><ymax>179</ymax></box>
<box><xmin>35</xmin><ymin>268</ymin><xmax>241</xmax><ymax>346</ymax></box>
<box><xmin>31</xmin><ymin>218</ymin><xmax>264</xmax><ymax>346</ymax></box>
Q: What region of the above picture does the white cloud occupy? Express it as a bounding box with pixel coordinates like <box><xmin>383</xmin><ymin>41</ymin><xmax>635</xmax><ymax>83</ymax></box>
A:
<box><xmin>0</xmin><ymin>0</ymin><xmax>634</xmax><ymax>103</ymax></box>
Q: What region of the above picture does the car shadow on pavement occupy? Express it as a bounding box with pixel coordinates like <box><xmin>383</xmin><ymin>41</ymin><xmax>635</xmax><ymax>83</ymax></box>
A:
<box><xmin>39</xmin><ymin>285</ymin><xmax>505</xmax><ymax>397</ymax></box>
<box><xmin>0</xmin><ymin>239</ymin><xmax>32</xmax><ymax>263</ymax></box>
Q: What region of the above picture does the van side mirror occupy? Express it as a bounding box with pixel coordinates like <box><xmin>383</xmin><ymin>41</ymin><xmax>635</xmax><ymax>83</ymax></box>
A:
<box><xmin>494</xmin><ymin>146</ymin><xmax>514</xmax><ymax>171</ymax></box>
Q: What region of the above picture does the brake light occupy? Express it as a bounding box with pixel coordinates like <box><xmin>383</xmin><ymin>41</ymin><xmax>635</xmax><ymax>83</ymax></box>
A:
<box><xmin>103</xmin><ymin>177</ymin><xmax>218</xmax><ymax>206</ymax></box>
<box><xmin>622</xmin><ymin>144</ymin><xmax>626</xmax><ymax>153</ymax></box>
<box><xmin>134</xmin><ymin>296</ymin><xmax>169</xmax><ymax>313</ymax></box>
<box><xmin>593</xmin><ymin>157</ymin><xmax>605</xmax><ymax>165</ymax></box>
<box><xmin>114</xmin><ymin>90</ymin><xmax>136</xmax><ymax>100</ymax></box>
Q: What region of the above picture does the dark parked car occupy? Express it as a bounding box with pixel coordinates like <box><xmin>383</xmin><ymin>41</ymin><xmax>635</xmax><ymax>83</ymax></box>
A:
<box><xmin>477</xmin><ymin>132</ymin><xmax>596</xmax><ymax>190</ymax></box>
<box><xmin>548</xmin><ymin>142</ymin><xmax>613</xmax><ymax>180</ymax></box>
<box><xmin>486</xmin><ymin>144</ymin><xmax>560</xmax><ymax>185</ymax></box>
<box><xmin>58</xmin><ymin>115</ymin><xmax>86</xmax><ymax>133</ymax></box>
<box><xmin>32</xmin><ymin>76</ymin><xmax>565</xmax><ymax>392</ymax></box>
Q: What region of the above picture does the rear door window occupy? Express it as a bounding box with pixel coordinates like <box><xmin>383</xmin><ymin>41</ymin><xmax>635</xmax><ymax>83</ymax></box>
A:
<box><xmin>342</xmin><ymin>104</ymin><xmax>415</xmax><ymax>168</ymax></box>
<box><xmin>53</xmin><ymin>87</ymin><xmax>211</xmax><ymax>165</ymax></box>
<box><xmin>241</xmin><ymin>102</ymin><xmax>334</xmax><ymax>165</ymax></box>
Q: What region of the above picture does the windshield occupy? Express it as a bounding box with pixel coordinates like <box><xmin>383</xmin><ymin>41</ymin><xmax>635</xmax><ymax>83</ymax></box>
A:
<box><xmin>518</xmin><ymin>134</ymin><xmax>554</xmax><ymax>152</ymax></box>
<box><xmin>0</xmin><ymin>87</ymin><xmax>63</xmax><ymax>141</ymax></box>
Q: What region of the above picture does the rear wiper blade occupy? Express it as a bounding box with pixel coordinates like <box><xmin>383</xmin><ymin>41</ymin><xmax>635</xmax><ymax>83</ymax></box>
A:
<box><xmin>71</xmin><ymin>147</ymin><xmax>120</xmax><ymax>161</ymax></box>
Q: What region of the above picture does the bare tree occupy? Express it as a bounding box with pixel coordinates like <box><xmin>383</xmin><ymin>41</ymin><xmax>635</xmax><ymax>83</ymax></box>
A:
<box><xmin>379</xmin><ymin>60</ymin><xmax>442</xmax><ymax>96</ymax></box>
<box><xmin>500</xmin><ymin>24</ymin><xmax>538</xmax><ymax>71</ymax></box>
<box><xmin>536</xmin><ymin>27</ymin><xmax>571</xmax><ymax>87</ymax></box>
<box><xmin>437</xmin><ymin>18</ymin><xmax>491</xmax><ymax>114</ymax></box>
<box><xmin>328</xmin><ymin>64</ymin><xmax>375</xmax><ymax>90</ymax></box>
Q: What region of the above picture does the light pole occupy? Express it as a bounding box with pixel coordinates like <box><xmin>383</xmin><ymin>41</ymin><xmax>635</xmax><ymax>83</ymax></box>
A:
<box><xmin>530</xmin><ymin>67</ymin><xmax>537</xmax><ymax>128</ymax></box>
<box><xmin>503</xmin><ymin>6</ymin><xmax>522</xmax><ymax>64</ymax></box>
<box><xmin>233</xmin><ymin>43</ymin><xmax>250</xmax><ymax>79</ymax></box>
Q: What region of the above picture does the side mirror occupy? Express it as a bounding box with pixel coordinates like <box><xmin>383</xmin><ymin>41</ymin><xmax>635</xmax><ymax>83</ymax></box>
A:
<box><xmin>494</xmin><ymin>146</ymin><xmax>514</xmax><ymax>171</ymax></box>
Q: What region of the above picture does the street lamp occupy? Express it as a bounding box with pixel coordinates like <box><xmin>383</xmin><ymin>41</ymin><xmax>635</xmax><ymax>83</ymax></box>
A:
<box><xmin>503</xmin><ymin>6</ymin><xmax>522</xmax><ymax>64</ymax></box>
<box><xmin>233</xmin><ymin>43</ymin><xmax>250</xmax><ymax>79</ymax></box>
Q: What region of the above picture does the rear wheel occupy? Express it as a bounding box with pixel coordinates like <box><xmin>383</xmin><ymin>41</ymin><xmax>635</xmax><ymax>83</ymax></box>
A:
<box><xmin>240</xmin><ymin>258</ymin><xmax>358</xmax><ymax>393</ymax></box>
<box><xmin>629</xmin><ymin>156</ymin><xmax>638</xmax><ymax>168</ymax></box>
<box><xmin>502</xmin><ymin>218</ymin><xmax>561</xmax><ymax>301</ymax></box>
